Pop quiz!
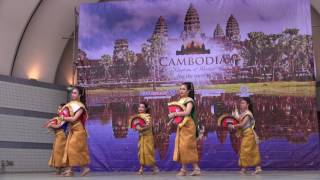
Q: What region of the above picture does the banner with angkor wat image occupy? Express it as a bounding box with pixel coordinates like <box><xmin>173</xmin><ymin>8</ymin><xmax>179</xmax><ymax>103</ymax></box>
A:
<box><xmin>77</xmin><ymin>0</ymin><xmax>319</xmax><ymax>171</ymax></box>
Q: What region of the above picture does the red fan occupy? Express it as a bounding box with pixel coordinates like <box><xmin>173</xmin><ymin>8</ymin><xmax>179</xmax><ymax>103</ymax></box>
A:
<box><xmin>129</xmin><ymin>115</ymin><xmax>147</xmax><ymax>129</ymax></box>
<box><xmin>43</xmin><ymin>117</ymin><xmax>65</xmax><ymax>128</ymax></box>
<box><xmin>217</xmin><ymin>114</ymin><xmax>239</xmax><ymax>129</ymax></box>
<box><xmin>43</xmin><ymin>106</ymin><xmax>71</xmax><ymax>128</ymax></box>
<box><xmin>168</xmin><ymin>102</ymin><xmax>185</xmax><ymax>125</ymax></box>
<box><xmin>58</xmin><ymin>106</ymin><xmax>71</xmax><ymax>118</ymax></box>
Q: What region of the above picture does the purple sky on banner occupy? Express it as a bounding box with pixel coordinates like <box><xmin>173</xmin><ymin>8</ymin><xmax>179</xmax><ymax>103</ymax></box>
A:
<box><xmin>79</xmin><ymin>0</ymin><xmax>311</xmax><ymax>59</ymax></box>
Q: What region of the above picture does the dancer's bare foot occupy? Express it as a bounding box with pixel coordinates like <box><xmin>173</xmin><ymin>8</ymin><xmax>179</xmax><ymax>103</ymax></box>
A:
<box><xmin>137</xmin><ymin>168</ymin><xmax>144</xmax><ymax>175</ymax></box>
<box><xmin>80</xmin><ymin>167</ymin><xmax>90</xmax><ymax>177</ymax></box>
<box><xmin>63</xmin><ymin>170</ymin><xmax>74</xmax><ymax>177</ymax></box>
<box><xmin>252</xmin><ymin>166</ymin><xmax>262</xmax><ymax>175</ymax></box>
<box><xmin>239</xmin><ymin>168</ymin><xmax>246</xmax><ymax>175</ymax></box>
<box><xmin>190</xmin><ymin>168</ymin><xmax>201</xmax><ymax>176</ymax></box>
<box><xmin>177</xmin><ymin>169</ymin><xmax>187</xmax><ymax>176</ymax></box>
<box><xmin>152</xmin><ymin>166</ymin><xmax>159</xmax><ymax>175</ymax></box>
<box><xmin>57</xmin><ymin>169</ymin><xmax>63</xmax><ymax>175</ymax></box>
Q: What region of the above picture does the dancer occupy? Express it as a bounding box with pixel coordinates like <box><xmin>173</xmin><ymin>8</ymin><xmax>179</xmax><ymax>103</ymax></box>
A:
<box><xmin>168</xmin><ymin>82</ymin><xmax>201</xmax><ymax>176</ymax></box>
<box><xmin>61</xmin><ymin>86</ymin><xmax>90</xmax><ymax>177</ymax></box>
<box><xmin>135</xmin><ymin>102</ymin><xmax>159</xmax><ymax>175</ymax></box>
<box><xmin>48</xmin><ymin>103</ymin><xmax>67</xmax><ymax>175</ymax></box>
<box><xmin>231</xmin><ymin>97</ymin><xmax>262</xmax><ymax>175</ymax></box>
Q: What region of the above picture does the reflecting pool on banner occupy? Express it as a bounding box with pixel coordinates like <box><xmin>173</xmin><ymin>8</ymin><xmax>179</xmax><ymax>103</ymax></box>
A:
<box><xmin>85</xmin><ymin>93</ymin><xmax>319</xmax><ymax>171</ymax></box>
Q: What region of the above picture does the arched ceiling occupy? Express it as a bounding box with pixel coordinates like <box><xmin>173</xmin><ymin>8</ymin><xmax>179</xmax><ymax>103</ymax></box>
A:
<box><xmin>0</xmin><ymin>0</ymin><xmax>40</xmax><ymax>76</ymax></box>
<box><xmin>0</xmin><ymin>0</ymin><xmax>319</xmax><ymax>86</ymax></box>
<box><xmin>313</xmin><ymin>0</ymin><xmax>320</xmax><ymax>14</ymax></box>
<box><xmin>0</xmin><ymin>0</ymin><xmax>99</xmax><ymax>85</ymax></box>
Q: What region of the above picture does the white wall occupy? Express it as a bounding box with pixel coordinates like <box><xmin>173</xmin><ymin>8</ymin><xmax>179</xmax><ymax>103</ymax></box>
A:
<box><xmin>0</xmin><ymin>76</ymin><xmax>67</xmax><ymax>172</ymax></box>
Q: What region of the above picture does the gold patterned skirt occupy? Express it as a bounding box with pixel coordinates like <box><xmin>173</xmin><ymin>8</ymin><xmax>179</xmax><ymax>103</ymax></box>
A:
<box><xmin>48</xmin><ymin>130</ymin><xmax>67</xmax><ymax>168</ymax></box>
<box><xmin>173</xmin><ymin>117</ymin><xmax>198</xmax><ymax>164</ymax></box>
<box><xmin>138</xmin><ymin>130</ymin><xmax>155</xmax><ymax>166</ymax></box>
<box><xmin>239</xmin><ymin>128</ymin><xmax>261</xmax><ymax>167</ymax></box>
<box><xmin>63</xmin><ymin>121</ymin><xmax>90</xmax><ymax>167</ymax></box>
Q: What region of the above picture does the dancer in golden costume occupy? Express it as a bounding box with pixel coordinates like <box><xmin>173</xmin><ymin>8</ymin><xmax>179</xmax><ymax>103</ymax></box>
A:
<box><xmin>134</xmin><ymin>102</ymin><xmax>159</xmax><ymax>175</ymax></box>
<box><xmin>61</xmin><ymin>86</ymin><xmax>90</xmax><ymax>177</ymax></box>
<box><xmin>168</xmin><ymin>82</ymin><xmax>201</xmax><ymax>176</ymax></box>
<box><xmin>231</xmin><ymin>97</ymin><xmax>262</xmax><ymax>175</ymax></box>
<box><xmin>48</xmin><ymin>103</ymin><xmax>67</xmax><ymax>175</ymax></box>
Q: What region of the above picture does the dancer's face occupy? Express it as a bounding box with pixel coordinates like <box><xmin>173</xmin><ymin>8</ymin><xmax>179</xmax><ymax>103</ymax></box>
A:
<box><xmin>179</xmin><ymin>85</ymin><xmax>189</xmax><ymax>98</ymax></box>
<box><xmin>240</xmin><ymin>99</ymin><xmax>248</xmax><ymax>111</ymax></box>
<box><xmin>138</xmin><ymin>104</ymin><xmax>147</xmax><ymax>113</ymax></box>
<box><xmin>71</xmin><ymin>88</ymin><xmax>80</xmax><ymax>101</ymax></box>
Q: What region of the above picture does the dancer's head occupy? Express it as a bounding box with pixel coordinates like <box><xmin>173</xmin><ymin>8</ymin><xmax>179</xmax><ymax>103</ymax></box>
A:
<box><xmin>180</xmin><ymin>82</ymin><xmax>195</xmax><ymax>99</ymax></box>
<box><xmin>71</xmin><ymin>86</ymin><xmax>86</xmax><ymax>106</ymax></box>
<box><xmin>57</xmin><ymin>103</ymin><xmax>65</xmax><ymax>114</ymax></box>
<box><xmin>138</xmin><ymin>101</ymin><xmax>150</xmax><ymax>114</ymax></box>
<box><xmin>240</xmin><ymin>97</ymin><xmax>253</xmax><ymax>113</ymax></box>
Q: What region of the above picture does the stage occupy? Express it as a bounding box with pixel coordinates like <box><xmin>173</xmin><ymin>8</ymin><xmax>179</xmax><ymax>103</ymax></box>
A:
<box><xmin>1</xmin><ymin>171</ymin><xmax>320</xmax><ymax>180</ymax></box>
<box><xmin>0</xmin><ymin>0</ymin><xmax>318</xmax><ymax>178</ymax></box>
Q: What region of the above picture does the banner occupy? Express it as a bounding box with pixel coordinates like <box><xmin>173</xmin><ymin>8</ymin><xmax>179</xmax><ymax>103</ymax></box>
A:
<box><xmin>78</xmin><ymin>0</ymin><xmax>319</xmax><ymax>171</ymax></box>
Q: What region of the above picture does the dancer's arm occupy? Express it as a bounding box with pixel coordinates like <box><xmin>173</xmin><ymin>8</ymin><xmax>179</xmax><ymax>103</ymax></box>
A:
<box><xmin>63</xmin><ymin>109</ymin><xmax>83</xmax><ymax>122</ymax></box>
<box><xmin>168</xmin><ymin>102</ymin><xmax>193</xmax><ymax>119</ymax></box>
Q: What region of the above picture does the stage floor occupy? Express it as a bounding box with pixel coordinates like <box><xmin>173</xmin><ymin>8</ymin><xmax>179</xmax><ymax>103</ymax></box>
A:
<box><xmin>1</xmin><ymin>171</ymin><xmax>320</xmax><ymax>180</ymax></box>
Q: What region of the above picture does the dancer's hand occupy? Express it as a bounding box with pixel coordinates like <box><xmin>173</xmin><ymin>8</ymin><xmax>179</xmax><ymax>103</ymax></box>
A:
<box><xmin>49</xmin><ymin>124</ymin><xmax>60</xmax><ymax>129</ymax></box>
<box><xmin>168</xmin><ymin>113</ymin><xmax>176</xmax><ymax>119</ymax></box>
<box><xmin>136</xmin><ymin>126</ymin><xmax>142</xmax><ymax>131</ymax></box>
<box><xmin>233</xmin><ymin>103</ymin><xmax>238</xmax><ymax>111</ymax></box>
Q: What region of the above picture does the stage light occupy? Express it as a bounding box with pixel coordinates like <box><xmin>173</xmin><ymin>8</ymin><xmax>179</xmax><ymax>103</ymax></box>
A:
<box><xmin>27</xmin><ymin>65</ymin><xmax>40</xmax><ymax>80</ymax></box>
<box><xmin>67</xmin><ymin>77</ymin><xmax>73</xmax><ymax>86</ymax></box>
